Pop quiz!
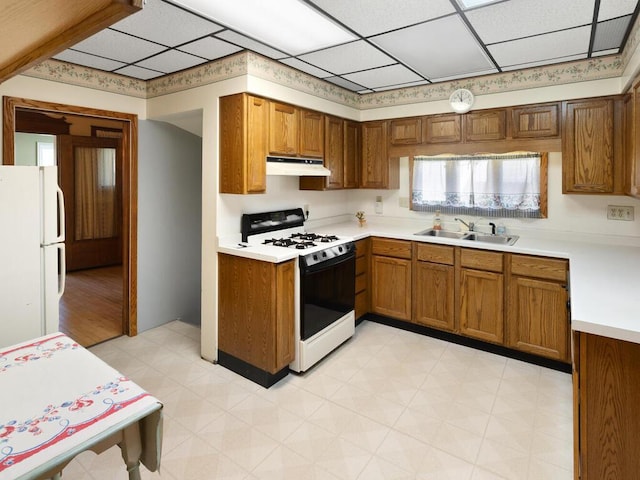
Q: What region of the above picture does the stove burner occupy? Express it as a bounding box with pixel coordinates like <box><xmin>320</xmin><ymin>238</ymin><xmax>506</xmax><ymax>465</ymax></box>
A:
<box><xmin>290</xmin><ymin>233</ymin><xmax>339</xmax><ymax>243</ymax></box>
<box><xmin>263</xmin><ymin>238</ymin><xmax>317</xmax><ymax>249</ymax></box>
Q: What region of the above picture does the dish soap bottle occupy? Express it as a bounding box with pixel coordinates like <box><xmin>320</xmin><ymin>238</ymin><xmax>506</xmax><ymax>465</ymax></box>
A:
<box><xmin>496</xmin><ymin>222</ymin><xmax>506</xmax><ymax>235</ymax></box>
<box><xmin>433</xmin><ymin>210</ymin><xmax>442</xmax><ymax>230</ymax></box>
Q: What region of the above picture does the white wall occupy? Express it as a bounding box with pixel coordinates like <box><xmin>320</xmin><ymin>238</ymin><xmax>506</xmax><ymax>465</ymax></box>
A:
<box><xmin>137</xmin><ymin>120</ymin><xmax>202</xmax><ymax>330</ymax></box>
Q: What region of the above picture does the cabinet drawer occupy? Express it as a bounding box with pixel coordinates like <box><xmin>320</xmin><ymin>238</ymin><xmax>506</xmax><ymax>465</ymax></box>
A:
<box><xmin>415</xmin><ymin>243</ymin><xmax>454</xmax><ymax>265</ymax></box>
<box><xmin>355</xmin><ymin>239</ymin><xmax>369</xmax><ymax>257</ymax></box>
<box><xmin>355</xmin><ymin>272</ymin><xmax>367</xmax><ymax>293</ymax></box>
<box><xmin>510</xmin><ymin>254</ymin><xmax>568</xmax><ymax>282</ymax></box>
<box><xmin>371</xmin><ymin>238</ymin><xmax>412</xmax><ymax>259</ymax></box>
<box><xmin>356</xmin><ymin>256</ymin><xmax>368</xmax><ymax>275</ymax></box>
<box><xmin>460</xmin><ymin>248</ymin><xmax>503</xmax><ymax>272</ymax></box>
<box><xmin>355</xmin><ymin>290</ymin><xmax>369</xmax><ymax>319</ymax></box>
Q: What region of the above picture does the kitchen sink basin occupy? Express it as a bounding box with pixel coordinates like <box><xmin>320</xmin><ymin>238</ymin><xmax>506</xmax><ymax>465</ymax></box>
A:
<box><xmin>414</xmin><ymin>228</ymin><xmax>467</xmax><ymax>239</ymax></box>
<box><xmin>463</xmin><ymin>232</ymin><xmax>519</xmax><ymax>246</ymax></box>
<box><xmin>415</xmin><ymin>228</ymin><xmax>519</xmax><ymax>245</ymax></box>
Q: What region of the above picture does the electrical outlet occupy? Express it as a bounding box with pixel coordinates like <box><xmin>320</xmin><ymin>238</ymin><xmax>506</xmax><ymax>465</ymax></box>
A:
<box><xmin>607</xmin><ymin>205</ymin><xmax>634</xmax><ymax>221</ymax></box>
<box><xmin>399</xmin><ymin>197</ymin><xmax>409</xmax><ymax>208</ymax></box>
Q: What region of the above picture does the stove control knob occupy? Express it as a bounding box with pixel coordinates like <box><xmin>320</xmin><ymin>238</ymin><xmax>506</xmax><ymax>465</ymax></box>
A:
<box><xmin>338</xmin><ymin>246</ymin><xmax>343</xmax><ymax>252</ymax></box>
<box><xmin>313</xmin><ymin>255</ymin><xmax>318</xmax><ymax>261</ymax></box>
<box><xmin>322</xmin><ymin>252</ymin><xmax>327</xmax><ymax>257</ymax></box>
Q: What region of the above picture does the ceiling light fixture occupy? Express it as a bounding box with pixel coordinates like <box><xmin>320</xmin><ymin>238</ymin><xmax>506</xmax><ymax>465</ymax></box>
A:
<box><xmin>170</xmin><ymin>0</ymin><xmax>356</xmax><ymax>56</ymax></box>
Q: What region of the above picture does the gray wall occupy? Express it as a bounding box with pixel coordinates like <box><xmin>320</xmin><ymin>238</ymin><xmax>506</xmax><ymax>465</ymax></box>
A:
<box><xmin>138</xmin><ymin>119</ymin><xmax>202</xmax><ymax>330</ymax></box>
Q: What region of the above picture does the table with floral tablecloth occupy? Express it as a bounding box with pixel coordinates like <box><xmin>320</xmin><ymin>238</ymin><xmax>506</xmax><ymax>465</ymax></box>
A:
<box><xmin>0</xmin><ymin>333</ymin><xmax>162</xmax><ymax>480</ymax></box>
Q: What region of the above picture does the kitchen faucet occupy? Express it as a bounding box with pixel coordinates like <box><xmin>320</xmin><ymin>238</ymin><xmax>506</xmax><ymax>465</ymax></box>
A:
<box><xmin>454</xmin><ymin>217</ymin><xmax>474</xmax><ymax>231</ymax></box>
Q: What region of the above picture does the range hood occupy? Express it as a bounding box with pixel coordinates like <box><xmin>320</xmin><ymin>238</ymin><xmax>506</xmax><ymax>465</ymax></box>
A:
<box><xmin>266</xmin><ymin>156</ymin><xmax>331</xmax><ymax>176</ymax></box>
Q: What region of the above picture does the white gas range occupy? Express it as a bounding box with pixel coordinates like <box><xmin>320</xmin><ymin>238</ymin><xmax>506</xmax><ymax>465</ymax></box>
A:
<box><xmin>240</xmin><ymin>208</ymin><xmax>356</xmax><ymax>373</ymax></box>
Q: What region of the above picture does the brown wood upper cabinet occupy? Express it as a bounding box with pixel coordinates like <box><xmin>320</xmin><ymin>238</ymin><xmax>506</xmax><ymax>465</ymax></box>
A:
<box><xmin>219</xmin><ymin>93</ymin><xmax>268</xmax><ymax>194</ymax></box>
<box><xmin>562</xmin><ymin>97</ymin><xmax>624</xmax><ymax>194</ymax></box>
<box><xmin>269</xmin><ymin>101</ymin><xmax>298</xmax><ymax>155</ymax></box>
<box><xmin>511</xmin><ymin>103</ymin><xmax>560</xmax><ymax>138</ymax></box>
<box><xmin>464</xmin><ymin>109</ymin><xmax>506</xmax><ymax>142</ymax></box>
<box><xmin>361</xmin><ymin>120</ymin><xmax>399</xmax><ymax>189</ymax></box>
<box><xmin>425</xmin><ymin>114</ymin><xmax>462</xmax><ymax>144</ymax></box>
<box><xmin>299</xmin><ymin>116</ymin><xmax>360</xmax><ymax>190</ymax></box>
<box><xmin>390</xmin><ymin>117</ymin><xmax>423</xmax><ymax>145</ymax></box>
<box><xmin>299</xmin><ymin>108</ymin><xmax>324</xmax><ymax>158</ymax></box>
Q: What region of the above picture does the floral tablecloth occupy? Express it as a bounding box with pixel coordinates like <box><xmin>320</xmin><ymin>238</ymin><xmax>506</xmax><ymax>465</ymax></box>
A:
<box><xmin>0</xmin><ymin>333</ymin><xmax>162</xmax><ymax>479</ymax></box>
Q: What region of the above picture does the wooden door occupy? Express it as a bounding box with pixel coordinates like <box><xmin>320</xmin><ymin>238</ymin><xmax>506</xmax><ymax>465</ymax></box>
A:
<box><xmin>459</xmin><ymin>268</ymin><xmax>504</xmax><ymax>344</ymax></box>
<box><xmin>269</xmin><ymin>101</ymin><xmax>298</xmax><ymax>155</ymax></box>
<box><xmin>562</xmin><ymin>98</ymin><xmax>615</xmax><ymax>193</ymax></box>
<box><xmin>371</xmin><ymin>255</ymin><xmax>411</xmax><ymax>320</ymax></box>
<box><xmin>507</xmin><ymin>276</ymin><xmax>569</xmax><ymax>361</ymax></box>
<box><xmin>361</xmin><ymin>120</ymin><xmax>389</xmax><ymax>188</ymax></box>
<box><xmin>413</xmin><ymin>261</ymin><xmax>455</xmax><ymax>331</ymax></box>
<box><xmin>324</xmin><ymin>115</ymin><xmax>344</xmax><ymax>189</ymax></box>
<box><xmin>299</xmin><ymin>109</ymin><xmax>324</xmax><ymax>158</ymax></box>
<box><xmin>343</xmin><ymin>120</ymin><xmax>360</xmax><ymax>188</ymax></box>
<box><xmin>59</xmin><ymin>135</ymin><xmax>122</xmax><ymax>271</ymax></box>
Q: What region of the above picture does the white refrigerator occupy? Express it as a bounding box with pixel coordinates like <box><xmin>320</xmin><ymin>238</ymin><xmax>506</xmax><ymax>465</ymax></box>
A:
<box><xmin>0</xmin><ymin>166</ymin><xmax>66</xmax><ymax>349</ymax></box>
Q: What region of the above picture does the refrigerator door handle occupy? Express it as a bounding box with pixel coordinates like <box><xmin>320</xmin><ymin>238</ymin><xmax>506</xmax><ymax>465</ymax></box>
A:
<box><xmin>56</xmin><ymin>183</ymin><xmax>65</xmax><ymax>243</ymax></box>
<box><xmin>57</xmin><ymin>243</ymin><xmax>66</xmax><ymax>299</ymax></box>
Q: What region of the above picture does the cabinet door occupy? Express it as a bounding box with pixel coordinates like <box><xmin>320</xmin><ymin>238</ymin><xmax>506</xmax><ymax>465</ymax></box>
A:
<box><xmin>343</xmin><ymin>120</ymin><xmax>360</xmax><ymax>188</ymax></box>
<box><xmin>361</xmin><ymin>120</ymin><xmax>389</xmax><ymax>188</ymax></box>
<box><xmin>324</xmin><ymin>115</ymin><xmax>344</xmax><ymax>189</ymax></box>
<box><xmin>299</xmin><ymin>109</ymin><xmax>324</xmax><ymax>158</ymax></box>
<box><xmin>413</xmin><ymin>261</ymin><xmax>455</xmax><ymax>331</ymax></box>
<box><xmin>275</xmin><ymin>260</ymin><xmax>295</xmax><ymax>370</ymax></box>
<box><xmin>576</xmin><ymin>332</ymin><xmax>640</xmax><ymax>480</ymax></box>
<box><xmin>464</xmin><ymin>110</ymin><xmax>506</xmax><ymax>141</ymax></box>
<box><xmin>219</xmin><ymin>93</ymin><xmax>267</xmax><ymax>194</ymax></box>
<box><xmin>371</xmin><ymin>255</ymin><xmax>411</xmax><ymax>320</ymax></box>
<box><xmin>425</xmin><ymin>114</ymin><xmax>462</xmax><ymax>144</ymax></box>
<box><xmin>507</xmin><ymin>277</ymin><xmax>569</xmax><ymax>362</ymax></box>
<box><xmin>511</xmin><ymin>103</ymin><xmax>560</xmax><ymax>138</ymax></box>
<box><xmin>562</xmin><ymin>99</ymin><xmax>615</xmax><ymax>193</ymax></box>
<box><xmin>269</xmin><ymin>101</ymin><xmax>298</xmax><ymax>155</ymax></box>
<box><xmin>632</xmin><ymin>83</ymin><xmax>640</xmax><ymax>197</ymax></box>
<box><xmin>459</xmin><ymin>269</ymin><xmax>504</xmax><ymax>344</ymax></box>
<box><xmin>390</xmin><ymin>117</ymin><xmax>423</xmax><ymax>145</ymax></box>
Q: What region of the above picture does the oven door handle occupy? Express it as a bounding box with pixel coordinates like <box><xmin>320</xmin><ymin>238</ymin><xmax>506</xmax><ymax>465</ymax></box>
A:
<box><xmin>300</xmin><ymin>251</ymin><xmax>355</xmax><ymax>274</ymax></box>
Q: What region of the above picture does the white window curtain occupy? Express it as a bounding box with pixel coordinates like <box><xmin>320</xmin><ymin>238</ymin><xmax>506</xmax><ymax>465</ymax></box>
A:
<box><xmin>412</xmin><ymin>152</ymin><xmax>542</xmax><ymax>218</ymax></box>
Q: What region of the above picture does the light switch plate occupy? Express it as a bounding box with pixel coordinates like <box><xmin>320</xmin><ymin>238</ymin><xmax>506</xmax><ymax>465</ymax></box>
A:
<box><xmin>607</xmin><ymin>205</ymin><xmax>634</xmax><ymax>221</ymax></box>
<box><xmin>399</xmin><ymin>197</ymin><xmax>409</xmax><ymax>208</ymax></box>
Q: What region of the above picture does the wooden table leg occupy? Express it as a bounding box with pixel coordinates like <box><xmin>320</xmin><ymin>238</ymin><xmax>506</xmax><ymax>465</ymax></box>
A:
<box><xmin>119</xmin><ymin>422</ymin><xmax>143</xmax><ymax>480</ymax></box>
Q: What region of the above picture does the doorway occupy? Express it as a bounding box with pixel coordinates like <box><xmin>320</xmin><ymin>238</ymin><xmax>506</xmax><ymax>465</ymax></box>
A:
<box><xmin>2</xmin><ymin>96</ymin><xmax>138</xmax><ymax>343</ymax></box>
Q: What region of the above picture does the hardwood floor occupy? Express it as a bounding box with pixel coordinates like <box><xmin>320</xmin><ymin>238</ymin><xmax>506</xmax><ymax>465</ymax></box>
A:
<box><xmin>59</xmin><ymin>265</ymin><xmax>123</xmax><ymax>347</ymax></box>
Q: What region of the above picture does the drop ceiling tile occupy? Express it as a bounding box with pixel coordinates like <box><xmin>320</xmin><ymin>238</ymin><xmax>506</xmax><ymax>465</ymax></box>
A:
<box><xmin>592</xmin><ymin>48</ymin><xmax>620</xmax><ymax>57</ymax></box>
<box><xmin>214</xmin><ymin>30</ymin><xmax>288</xmax><ymax>59</ymax></box>
<box><xmin>430</xmin><ymin>68</ymin><xmax>498</xmax><ymax>83</ymax></box>
<box><xmin>110</xmin><ymin>0</ymin><xmax>223</xmax><ymax>47</ymax></box>
<box><xmin>343</xmin><ymin>64</ymin><xmax>423</xmax><ymax>89</ymax></box>
<box><xmin>135</xmin><ymin>49</ymin><xmax>206</xmax><ymax>73</ymax></box>
<box><xmin>308</xmin><ymin>0</ymin><xmax>455</xmax><ymax>36</ymax></box>
<box><xmin>373</xmin><ymin>80</ymin><xmax>430</xmax><ymax>92</ymax></box>
<box><xmin>371</xmin><ymin>15</ymin><xmax>494</xmax><ymax>79</ymax></box>
<box><xmin>500</xmin><ymin>54</ymin><xmax>588</xmax><ymax>71</ymax></box>
<box><xmin>598</xmin><ymin>0</ymin><xmax>638</xmax><ymax>21</ymax></box>
<box><xmin>324</xmin><ymin>76</ymin><xmax>366</xmax><ymax>91</ymax></box>
<box><xmin>279</xmin><ymin>58</ymin><xmax>333</xmax><ymax>78</ymax></box>
<box><xmin>70</xmin><ymin>29</ymin><xmax>166</xmax><ymax>64</ymax></box>
<box><xmin>593</xmin><ymin>16</ymin><xmax>631</xmax><ymax>52</ymax></box>
<box><xmin>114</xmin><ymin>65</ymin><xmax>164</xmax><ymax>80</ymax></box>
<box><xmin>297</xmin><ymin>41</ymin><xmax>395</xmax><ymax>75</ymax></box>
<box><xmin>489</xmin><ymin>26</ymin><xmax>591</xmax><ymax>67</ymax></box>
<box><xmin>53</xmin><ymin>50</ymin><xmax>126</xmax><ymax>71</ymax></box>
<box><xmin>465</xmin><ymin>0</ymin><xmax>594</xmax><ymax>44</ymax></box>
<box><xmin>178</xmin><ymin>36</ymin><xmax>242</xmax><ymax>60</ymax></box>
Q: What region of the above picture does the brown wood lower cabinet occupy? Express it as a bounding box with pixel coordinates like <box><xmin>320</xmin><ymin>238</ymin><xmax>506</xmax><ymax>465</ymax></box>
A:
<box><xmin>459</xmin><ymin>249</ymin><xmax>504</xmax><ymax>344</ymax></box>
<box><xmin>573</xmin><ymin>331</ymin><xmax>640</xmax><ymax>479</ymax></box>
<box><xmin>412</xmin><ymin>243</ymin><xmax>455</xmax><ymax>331</ymax></box>
<box><xmin>354</xmin><ymin>239</ymin><xmax>369</xmax><ymax>320</ymax></box>
<box><xmin>217</xmin><ymin>253</ymin><xmax>294</xmax><ymax>385</ymax></box>
<box><xmin>370</xmin><ymin>238</ymin><xmax>412</xmax><ymax>320</ymax></box>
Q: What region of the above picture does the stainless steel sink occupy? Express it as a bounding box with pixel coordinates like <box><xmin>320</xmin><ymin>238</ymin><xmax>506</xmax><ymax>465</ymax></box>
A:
<box><xmin>414</xmin><ymin>228</ymin><xmax>467</xmax><ymax>239</ymax></box>
<box><xmin>463</xmin><ymin>232</ymin><xmax>519</xmax><ymax>246</ymax></box>
<box><xmin>415</xmin><ymin>228</ymin><xmax>519</xmax><ymax>245</ymax></box>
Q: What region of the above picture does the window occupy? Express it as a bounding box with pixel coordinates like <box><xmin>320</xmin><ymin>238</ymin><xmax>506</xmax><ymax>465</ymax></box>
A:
<box><xmin>411</xmin><ymin>152</ymin><xmax>546</xmax><ymax>218</ymax></box>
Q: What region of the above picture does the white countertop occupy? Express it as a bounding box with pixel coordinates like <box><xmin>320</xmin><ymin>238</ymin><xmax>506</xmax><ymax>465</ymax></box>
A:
<box><xmin>218</xmin><ymin>219</ymin><xmax>640</xmax><ymax>346</ymax></box>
